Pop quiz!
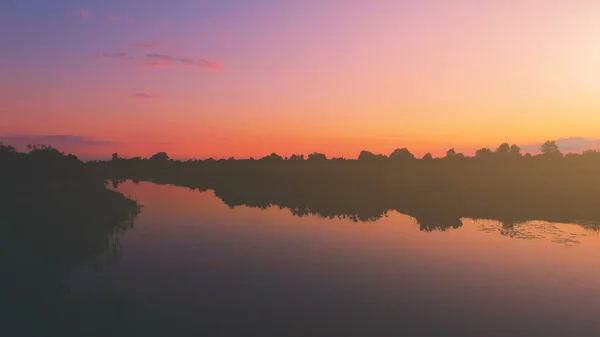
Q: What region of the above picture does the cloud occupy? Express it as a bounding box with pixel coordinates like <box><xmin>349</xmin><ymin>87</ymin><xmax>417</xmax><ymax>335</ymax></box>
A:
<box><xmin>520</xmin><ymin>137</ymin><xmax>600</xmax><ymax>153</ymax></box>
<box><xmin>128</xmin><ymin>18</ymin><xmax>137</xmax><ymax>24</ymax></box>
<box><xmin>147</xmin><ymin>53</ymin><xmax>175</xmax><ymax>68</ymax></box>
<box><xmin>107</xmin><ymin>14</ymin><xmax>121</xmax><ymax>22</ymax></box>
<box><xmin>133</xmin><ymin>93</ymin><xmax>160</xmax><ymax>99</ymax></box>
<box><xmin>102</xmin><ymin>52</ymin><xmax>134</xmax><ymax>61</ymax></box>
<box><xmin>146</xmin><ymin>53</ymin><xmax>222</xmax><ymax>70</ymax></box>
<box><xmin>180</xmin><ymin>58</ymin><xmax>222</xmax><ymax>70</ymax></box>
<box><xmin>78</xmin><ymin>9</ymin><xmax>91</xmax><ymax>18</ymax></box>
<box><xmin>131</xmin><ymin>42</ymin><xmax>161</xmax><ymax>50</ymax></box>
<box><xmin>102</xmin><ymin>52</ymin><xmax>222</xmax><ymax>71</ymax></box>
<box><xmin>0</xmin><ymin>135</ymin><xmax>113</xmax><ymax>150</ymax></box>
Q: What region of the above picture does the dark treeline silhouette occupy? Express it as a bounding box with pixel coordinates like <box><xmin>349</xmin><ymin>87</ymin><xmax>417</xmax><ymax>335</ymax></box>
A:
<box><xmin>0</xmin><ymin>143</ymin><xmax>140</xmax><ymax>336</ymax></box>
<box><xmin>95</xmin><ymin>140</ymin><xmax>600</xmax><ymax>232</ymax></box>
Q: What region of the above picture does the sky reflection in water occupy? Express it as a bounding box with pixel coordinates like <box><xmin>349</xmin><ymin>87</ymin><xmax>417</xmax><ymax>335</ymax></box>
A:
<box><xmin>69</xmin><ymin>181</ymin><xmax>600</xmax><ymax>337</ymax></box>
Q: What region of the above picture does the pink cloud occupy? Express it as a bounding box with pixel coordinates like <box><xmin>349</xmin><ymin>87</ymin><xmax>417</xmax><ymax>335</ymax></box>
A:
<box><xmin>78</xmin><ymin>9</ymin><xmax>91</xmax><ymax>18</ymax></box>
<box><xmin>146</xmin><ymin>54</ymin><xmax>175</xmax><ymax>68</ymax></box>
<box><xmin>107</xmin><ymin>14</ymin><xmax>121</xmax><ymax>22</ymax></box>
<box><xmin>128</xmin><ymin>18</ymin><xmax>137</xmax><ymax>25</ymax></box>
<box><xmin>179</xmin><ymin>58</ymin><xmax>223</xmax><ymax>71</ymax></box>
<box><xmin>133</xmin><ymin>93</ymin><xmax>160</xmax><ymax>99</ymax></box>
<box><xmin>131</xmin><ymin>42</ymin><xmax>161</xmax><ymax>50</ymax></box>
<box><xmin>117</xmin><ymin>53</ymin><xmax>223</xmax><ymax>71</ymax></box>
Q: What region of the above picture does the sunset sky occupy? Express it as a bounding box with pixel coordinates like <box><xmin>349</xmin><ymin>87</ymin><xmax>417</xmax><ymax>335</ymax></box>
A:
<box><xmin>1</xmin><ymin>0</ymin><xmax>600</xmax><ymax>159</ymax></box>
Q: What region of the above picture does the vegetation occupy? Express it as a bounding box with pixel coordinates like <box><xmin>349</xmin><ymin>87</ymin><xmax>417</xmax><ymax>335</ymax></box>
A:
<box><xmin>95</xmin><ymin>140</ymin><xmax>600</xmax><ymax>231</ymax></box>
<box><xmin>0</xmin><ymin>142</ymin><xmax>140</xmax><ymax>336</ymax></box>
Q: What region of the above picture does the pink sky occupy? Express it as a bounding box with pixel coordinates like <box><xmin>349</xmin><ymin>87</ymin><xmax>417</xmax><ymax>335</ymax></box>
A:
<box><xmin>1</xmin><ymin>0</ymin><xmax>600</xmax><ymax>159</ymax></box>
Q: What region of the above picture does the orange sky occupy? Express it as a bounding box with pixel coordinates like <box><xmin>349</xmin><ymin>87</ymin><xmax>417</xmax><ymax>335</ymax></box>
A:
<box><xmin>1</xmin><ymin>1</ymin><xmax>600</xmax><ymax>159</ymax></box>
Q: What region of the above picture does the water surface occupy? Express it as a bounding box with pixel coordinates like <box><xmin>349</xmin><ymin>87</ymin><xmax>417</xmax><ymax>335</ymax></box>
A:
<box><xmin>70</xmin><ymin>181</ymin><xmax>600</xmax><ymax>336</ymax></box>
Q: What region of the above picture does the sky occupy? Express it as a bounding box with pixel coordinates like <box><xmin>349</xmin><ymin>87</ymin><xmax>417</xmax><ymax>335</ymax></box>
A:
<box><xmin>1</xmin><ymin>0</ymin><xmax>600</xmax><ymax>159</ymax></box>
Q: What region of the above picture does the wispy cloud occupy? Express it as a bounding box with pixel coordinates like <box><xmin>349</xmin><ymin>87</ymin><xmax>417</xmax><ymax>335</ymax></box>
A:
<box><xmin>180</xmin><ymin>58</ymin><xmax>222</xmax><ymax>70</ymax></box>
<box><xmin>133</xmin><ymin>93</ymin><xmax>160</xmax><ymax>99</ymax></box>
<box><xmin>78</xmin><ymin>9</ymin><xmax>91</xmax><ymax>18</ymax></box>
<box><xmin>131</xmin><ymin>42</ymin><xmax>161</xmax><ymax>50</ymax></box>
<box><xmin>146</xmin><ymin>53</ymin><xmax>222</xmax><ymax>70</ymax></box>
<box><xmin>521</xmin><ymin>137</ymin><xmax>600</xmax><ymax>153</ymax></box>
<box><xmin>102</xmin><ymin>52</ymin><xmax>134</xmax><ymax>61</ymax></box>
<box><xmin>147</xmin><ymin>53</ymin><xmax>175</xmax><ymax>68</ymax></box>
<box><xmin>102</xmin><ymin>51</ymin><xmax>222</xmax><ymax>71</ymax></box>
<box><xmin>107</xmin><ymin>14</ymin><xmax>121</xmax><ymax>22</ymax></box>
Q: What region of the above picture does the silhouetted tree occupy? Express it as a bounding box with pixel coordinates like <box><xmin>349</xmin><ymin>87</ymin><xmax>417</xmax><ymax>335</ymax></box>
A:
<box><xmin>422</xmin><ymin>153</ymin><xmax>433</xmax><ymax>161</ymax></box>
<box><xmin>260</xmin><ymin>153</ymin><xmax>283</xmax><ymax>162</ymax></box>
<box><xmin>307</xmin><ymin>153</ymin><xmax>327</xmax><ymax>161</ymax></box>
<box><xmin>358</xmin><ymin>150</ymin><xmax>374</xmax><ymax>161</ymax></box>
<box><xmin>445</xmin><ymin>149</ymin><xmax>457</xmax><ymax>158</ymax></box>
<box><xmin>389</xmin><ymin>148</ymin><xmax>415</xmax><ymax>162</ymax></box>
<box><xmin>475</xmin><ymin>147</ymin><xmax>493</xmax><ymax>158</ymax></box>
<box><xmin>582</xmin><ymin>150</ymin><xmax>600</xmax><ymax>160</ymax></box>
<box><xmin>509</xmin><ymin>144</ymin><xmax>522</xmax><ymax>157</ymax></box>
<box><xmin>358</xmin><ymin>150</ymin><xmax>387</xmax><ymax>162</ymax></box>
<box><xmin>289</xmin><ymin>154</ymin><xmax>305</xmax><ymax>161</ymax></box>
<box><xmin>150</xmin><ymin>152</ymin><xmax>170</xmax><ymax>161</ymax></box>
<box><xmin>111</xmin><ymin>153</ymin><xmax>119</xmax><ymax>161</ymax></box>
<box><xmin>0</xmin><ymin>142</ymin><xmax>16</xmax><ymax>154</ymax></box>
<box><xmin>540</xmin><ymin>140</ymin><xmax>562</xmax><ymax>157</ymax></box>
<box><xmin>496</xmin><ymin>143</ymin><xmax>510</xmax><ymax>156</ymax></box>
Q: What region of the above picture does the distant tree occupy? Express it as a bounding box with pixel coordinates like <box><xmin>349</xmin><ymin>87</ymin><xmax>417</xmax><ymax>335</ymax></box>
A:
<box><xmin>581</xmin><ymin>150</ymin><xmax>600</xmax><ymax>163</ymax></box>
<box><xmin>227</xmin><ymin>156</ymin><xmax>236</xmax><ymax>161</ymax></box>
<box><xmin>540</xmin><ymin>140</ymin><xmax>562</xmax><ymax>157</ymax></box>
<box><xmin>389</xmin><ymin>148</ymin><xmax>415</xmax><ymax>162</ymax></box>
<box><xmin>358</xmin><ymin>150</ymin><xmax>387</xmax><ymax>162</ymax></box>
<box><xmin>111</xmin><ymin>153</ymin><xmax>119</xmax><ymax>161</ymax></box>
<box><xmin>150</xmin><ymin>152</ymin><xmax>170</xmax><ymax>161</ymax></box>
<box><xmin>260</xmin><ymin>153</ymin><xmax>283</xmax><ymax>161</ymax></box>
<box><xmin>26</xmin><ymin>144</ymin><xmax>63</xmax><ymax>158</ymax></box>
<box><xmin>307</xmin><ymin>152</ymin><xmax>327</xmax><ymax>161</ymax></box>
<box><xmin>445</xmin><ymin>148</ymin><xmax>457</xmax><ymax>158</ymax></box>
<box><xmin>289</xmin><ymin>154</ymin><xmax>304</xmax><ymax>161</ymax></box>
<box><xmin>496</xmin><ymin>143</ymin><xmax>510</xmax><ymax>156</ymax></box>
<box><xmin>0</xmin><ymin>141</ymin><xmax>16</xmax><ymax>154</ymax></box>
<box><xmin>475</xmin><ymin>147</ymin><xmax>493</xmax><ymax>158</ymax></box>
<box><xmin>422</xmin><ymin>153</ymin><xmax>433</xmax><ymax>161</ymax></box>
<box><xmin>358</xmin><ymin>150</ymin><xmax>375</xmax><ymax>161</ymax></box>
<box><xmin>582</xmin><ymin>150</ymin><xmax>600</xmax><ymax>157</ymax></box>
<box><xmin>509</xmin><ymin>144</ymin><xmax>522</xmax><ymax>157</ymax></box>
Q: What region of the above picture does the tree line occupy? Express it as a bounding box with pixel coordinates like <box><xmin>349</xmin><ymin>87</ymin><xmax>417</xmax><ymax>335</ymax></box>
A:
<box><xmin>105</xmin><ymin>140</ymin><xmax>600</xmax><ymax>164</ymax></box>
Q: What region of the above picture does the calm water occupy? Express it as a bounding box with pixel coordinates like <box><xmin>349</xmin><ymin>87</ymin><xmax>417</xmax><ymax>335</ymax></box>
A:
<box><xmin>69</xmin><ymin>181</ymin><xmax>600</xmax><ymax>336</ymax></box>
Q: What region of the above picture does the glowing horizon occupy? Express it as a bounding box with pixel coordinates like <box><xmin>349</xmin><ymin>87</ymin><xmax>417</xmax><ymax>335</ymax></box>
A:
<box><xmin>2</xmin><ymin>1</ymin><xmax>600</xmax><ymax>159</ymax></box>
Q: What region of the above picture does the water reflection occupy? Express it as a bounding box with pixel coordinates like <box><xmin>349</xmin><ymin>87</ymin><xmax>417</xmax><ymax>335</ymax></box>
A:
<box><xmin>476</xmin><ymin>220</ymin><xmax>596</xmax><ymax>246</ymax></box>
<box><xmin>88</xmin><ymin>181</ymin><xmax>600</xmax><ymax>337</ymax></box>
<box><xmin>109</xmin><ymin>175</ymin><xmax>600</xmax><ymax>236</ymax></box>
